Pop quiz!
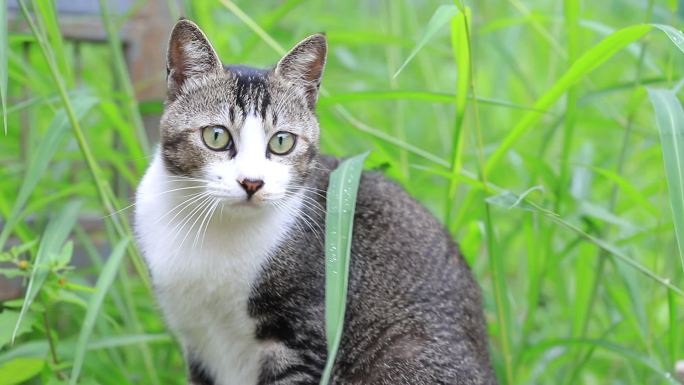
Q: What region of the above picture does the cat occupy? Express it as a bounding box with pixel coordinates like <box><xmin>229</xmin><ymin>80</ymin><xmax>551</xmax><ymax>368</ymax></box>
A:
<box><xmin>135</xmin><ymin>19</ymin><xmax>497</xmax><ymax>385</ymax></box>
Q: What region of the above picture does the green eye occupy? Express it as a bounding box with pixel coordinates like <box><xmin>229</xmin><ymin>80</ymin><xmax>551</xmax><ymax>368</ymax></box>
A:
<box><xmin>268</xmin><ymin>131</ymin><xmax>296</xmax><ymax>155</ymax></box>
<box><xmin>202</xmin><ymin>126</ymin><xmax>232</xmax><ymax>151</ymax></box>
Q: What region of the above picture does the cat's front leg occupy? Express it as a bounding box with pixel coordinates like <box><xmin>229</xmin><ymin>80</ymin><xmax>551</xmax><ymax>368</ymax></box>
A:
<box><xmin>256</xmin><ymin>344</ymin><xmax>326</xmax><ymax>385</ymax></box>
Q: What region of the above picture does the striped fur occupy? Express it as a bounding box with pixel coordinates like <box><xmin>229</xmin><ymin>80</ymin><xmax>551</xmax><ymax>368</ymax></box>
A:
<box><xmin>135</xmin><ymin>19</ymin><xmax>497</xmax><ymax>385</ymax></box>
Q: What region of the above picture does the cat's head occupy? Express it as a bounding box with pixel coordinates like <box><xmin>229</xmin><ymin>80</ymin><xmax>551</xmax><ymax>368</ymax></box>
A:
<box><xmin>159</xmin><ymin>19</ymin><xmax>326</xmax><ymax>212</ymax></box>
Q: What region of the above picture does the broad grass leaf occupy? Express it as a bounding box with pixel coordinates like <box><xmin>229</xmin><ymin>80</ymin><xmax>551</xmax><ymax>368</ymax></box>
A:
<box><xmin>647</xmin><ymin>88</ymin><xmax>684</xmax><ymax>272</ymax></box>
<box><xmin>653</xmin><ymin>24</ymin><xmax>684</xmax><ymax>54</ymax></box>
<box><xmin>320</xmin><ymin>152</ymin><xmax>368</xmax><ymax>385</ymax></box>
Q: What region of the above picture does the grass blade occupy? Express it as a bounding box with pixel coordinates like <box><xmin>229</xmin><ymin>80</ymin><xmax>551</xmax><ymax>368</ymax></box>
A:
<box><xmin>0</xmin><ymin>95</ymin><xmax>98</xmax><ymax>251</ymax></box>
<box><xmin>318</xmin><ymin>90</ymin><xmax>546</xmax><ymax>112</ymax></box>
<box><xmin>32</xmin><ymin>0</ymin><xmax>72</xmax><ymax>85</ymax></box>
<box><xmin>445</xmin><ymin>6</ymin><xmax>470</xmax><ymax>227</ymax></box>
<box><xmin>486</xmin><ymin>23</ymin><xmax>684</xmax><ymax>175</ymax></box>
<box><xmin>218</xmin><ymin>0</ymin><xmax>286</xmax><ymax>55</ymax></box>
<box><xmin>667</xmin><ymin>281</ymin><xmax>677</xmax><ymax>368</ymax></box>
<box><xmin>525</xmin><ymin>338</ymin><xmax>680</xmax><ymax>384</ymax></box>
<box><xmin>98</xmin><ymin>0</ymin><xmax>149</xmax><ymax>155</ymax></box>
<box><xmin>85</xmin><ymin>333</ymin><xmax>172</xmax><ymax>351</ymax></box>
<box><xmin>393</xmin><ymin>5</ymin><xmax>459</xmax><ymax>78</ymax></box>
<box><xmin>556</xmin><ymin>0</ymin><xmax>580</xmax><ymax>212</ymax></box>
<box><xmin>69</xmin><ymin>237</ymin><xmax>129</xmax><ymax>385</ymax></box>
<box><xmin>320</xmin><ymin>152</ymin><xmax>368</xmax><ymax>385</ymax></box>
<box><xmin>647</xmin><ymin>88</ymin><xmax>684</xmax><ymax>272</ymax></box>
<box><xmin>17</xmin><ymin>0</ymin><xmax>150</xmax><ymax>290</ymax></box>
<box><xmin>487</xmin><ymin>189</ymin><xmax>684</xmax><ymax>296</ymax></box>
<box><xmin>11</xmin><ymin>201</ymin><xmax>82</xmax><ymax>343</ymax></box>
<box><xmin>485</xmin><ymin>24</ymin><xmax>652</xmax><ymax>174</ymax></box>
<box><xmin>0</xmin><ymin>0</ymin><xmax>6</xmax><ymax>134</ymax></box>
<box><xmin>653</xmin><ymin>24</ymin><xmax>684</xmax><ymax>54</ymax></box>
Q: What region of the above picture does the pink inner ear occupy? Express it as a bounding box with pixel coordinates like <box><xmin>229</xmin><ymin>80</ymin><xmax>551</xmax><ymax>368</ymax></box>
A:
<box><xmin>168</xmin><ymin>41</ymin><xmax>188</xmax><ymax>86</ymax></box>
<box><xmin>277</xmin><ymin>35</ymin><xmax>327</xmax><ymax>83</ymax></box>
<box><xmin>276</xmin><ymin>35</ymin><xmax>327</xmax><ymax>108</ymax></box>
<box><xmin>166</xmin><ymin>20</ymin><xmax>221</xmax><ymax>99</ymax></box>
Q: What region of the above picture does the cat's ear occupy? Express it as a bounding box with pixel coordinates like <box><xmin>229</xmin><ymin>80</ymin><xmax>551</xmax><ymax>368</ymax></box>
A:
<box><xmin>275</xmin><ymin>34</ymin><xmax>327</xmax><ymax>109</ymax></box>
<box><xmin>166</xmin><ymin>19</ymin><xmax>222</xmax><ymax>101</ymax></box>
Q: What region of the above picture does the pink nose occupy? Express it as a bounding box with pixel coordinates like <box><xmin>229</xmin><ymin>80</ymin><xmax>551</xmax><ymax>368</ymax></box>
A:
<box><xmin>238</xmin><ymin>178</ymin><xmax>264</xmax><ymax>198</ymax></box>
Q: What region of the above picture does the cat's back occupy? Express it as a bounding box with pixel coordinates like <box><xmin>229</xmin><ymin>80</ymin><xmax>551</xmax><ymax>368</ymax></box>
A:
<box><xmin>302</xmin><ymin>156</ymin><xmax>497</xmax><ymax>384</ymax></box>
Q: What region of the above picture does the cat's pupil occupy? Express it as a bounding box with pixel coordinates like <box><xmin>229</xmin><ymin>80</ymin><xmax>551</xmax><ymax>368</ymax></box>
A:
<box><xmin>213</xmin><ymin>131</ymin><xmax>219</xmax><ymax>142</ymax></box>
<box><xmin>278</xmin><ymin>136</ymin><xmax>283</xmax><ymax>146</ymax></box>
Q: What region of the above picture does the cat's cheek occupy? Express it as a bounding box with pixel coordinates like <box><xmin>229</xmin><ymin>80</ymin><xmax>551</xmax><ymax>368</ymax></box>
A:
<box><xmin>261</xmin><ymin>161</ymin><xmax>292</xmax><ymax>200</ymax></box>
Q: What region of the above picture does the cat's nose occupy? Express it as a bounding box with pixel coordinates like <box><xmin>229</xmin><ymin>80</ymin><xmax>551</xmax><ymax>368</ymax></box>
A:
<box><xmin>238</xmin><ymin>178</ymin><xmax>264</xmax><ymax>198</ymax></box>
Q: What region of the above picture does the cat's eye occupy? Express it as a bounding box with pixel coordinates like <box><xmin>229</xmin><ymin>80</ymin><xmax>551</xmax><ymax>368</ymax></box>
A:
<box><xmin>268</xmin><ymin>131</ymin><xmax>296</xmax><ymax>155</ymax></box>
<box><xmin>202</xmin><ymin>126</ymin><xmax>233</xmax><ymax>151</ymax></box>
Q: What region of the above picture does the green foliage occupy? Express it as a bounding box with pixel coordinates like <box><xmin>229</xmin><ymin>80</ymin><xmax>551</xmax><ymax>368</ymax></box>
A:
<box><xmin>1</xmin><ymin>0</ymin><xmax>684</xmax><ymax>384</ymax></box>
<box><xmin>321</xmin><ymin>152</ymin><xmax>368</xmax><ymax>385</ymax></box>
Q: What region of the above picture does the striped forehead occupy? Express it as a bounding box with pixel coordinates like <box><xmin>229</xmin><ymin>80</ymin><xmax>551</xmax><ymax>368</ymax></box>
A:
<box><xmin>226</xmin><ymin>65</ymin><xmax>271</xmax><ymax>120</ymax></box>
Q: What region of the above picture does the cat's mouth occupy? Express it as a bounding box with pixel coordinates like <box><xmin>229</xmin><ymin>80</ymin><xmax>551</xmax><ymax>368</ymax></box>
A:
<box><xmin>208</xmin><ymin>191</ymin><xmax>273</xmax><ymax>208</ymax></box>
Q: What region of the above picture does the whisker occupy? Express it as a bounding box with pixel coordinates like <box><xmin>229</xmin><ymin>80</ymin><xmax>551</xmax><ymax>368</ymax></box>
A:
<box><xmin>155</xmin><ymin>191</ymin><xmax>211</xmax><ymax>226</ymax></box>
<box><xmin>175</xmin><ymin>197</ymin><xmax>216</xmax><ymax>253</ymax></box>
<box><xmin>164</xmin><ymin>195</ymin><xmax>213</xmax><ymax>245</ymax></box>
<box><xmin>104</xmin><ymin>186</ymin><xmax>206</xmax><ymax>218</ymax></box>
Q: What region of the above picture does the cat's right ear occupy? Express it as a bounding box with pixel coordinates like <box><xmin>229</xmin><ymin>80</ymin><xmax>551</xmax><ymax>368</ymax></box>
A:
<box><xmin>166</xmin><ymin>19</ymin><xmax>222</xmax><ymax>101</ymax></box>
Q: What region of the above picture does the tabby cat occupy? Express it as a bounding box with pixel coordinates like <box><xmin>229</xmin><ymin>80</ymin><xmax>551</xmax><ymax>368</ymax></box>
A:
<box><xmin>135</xmin><ymin>19</ymin><xmax>497</xmax><ymax>385</ymax></box>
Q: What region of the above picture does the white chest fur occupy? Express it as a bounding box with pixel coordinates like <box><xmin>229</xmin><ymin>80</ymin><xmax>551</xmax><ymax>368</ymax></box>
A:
<box><xmin>135</xmin><ymin>154</ymin><xmax>299</xmax><ymax>385</ymax></box>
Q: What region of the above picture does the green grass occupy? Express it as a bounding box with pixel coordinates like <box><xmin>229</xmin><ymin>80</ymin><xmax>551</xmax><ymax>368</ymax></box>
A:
<box><xmin>1</xmin><ymin>1</ymin><xmax>684</xmax><ymax>384</ymax></box>
<box><xmin>322</xmin><ymin>152</ymin><xmax>368</xmax><ymax>385</ymax></box>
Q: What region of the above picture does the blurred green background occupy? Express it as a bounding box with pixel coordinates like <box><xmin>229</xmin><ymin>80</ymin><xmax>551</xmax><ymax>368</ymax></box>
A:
<box><xmin>1</xmin><ymin>0</ymin><xmax>684</xmax><ymax>384</ymax></box>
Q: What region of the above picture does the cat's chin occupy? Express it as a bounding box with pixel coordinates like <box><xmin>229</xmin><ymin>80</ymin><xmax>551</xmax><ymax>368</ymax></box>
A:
<box><xmin>213</xmin><ymin>196</ymin><xmax>279</xmax><ymax>217</ymax></box>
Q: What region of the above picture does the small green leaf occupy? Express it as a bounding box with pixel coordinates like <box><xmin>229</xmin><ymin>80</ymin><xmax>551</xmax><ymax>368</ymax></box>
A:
<box><xmin>320</xmin><ymin>152</ymin><xmax>368</xmax><ymax>385</ymax></box>
<box><xmin>0</xmin><ymin>358</ymin><xmax>45</xmax><ymax>385</ymax></box>
<box><xmin>0</xmin><ymin>311</ymin><xmax>34</xmax><ymax>349</ymax></box>
<box><xmin>12</xmin><ymin>201</ymin><xmax>82</xmax><ymax>343</ymax></box>
<box><xmin>69</xmin><ymin>237</ymin><xmax>129</xmax><ymax>385</ymax></box>
<box><xmin>54</xmin><ymin>240</ymin><xmax>74</xmax><ymax>268</ymax></box>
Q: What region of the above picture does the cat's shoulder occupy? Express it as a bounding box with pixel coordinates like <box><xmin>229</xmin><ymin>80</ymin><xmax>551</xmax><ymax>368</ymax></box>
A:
<box><xmin>313</xmin><ymin>154</ymin><xmax>434</xmax><ymax>221</ymax></box>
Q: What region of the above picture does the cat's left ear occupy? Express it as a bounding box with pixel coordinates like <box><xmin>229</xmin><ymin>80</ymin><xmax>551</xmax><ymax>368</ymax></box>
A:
<box><xmin>166</xmin><ymin>19</ymin><xmax>222</xmax><ymax>101</ymax></box>
<box><xmin>275</xmin><ymin>34</ymin><xmax>327</xmax><ymax>110</ymax></box>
